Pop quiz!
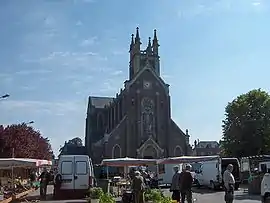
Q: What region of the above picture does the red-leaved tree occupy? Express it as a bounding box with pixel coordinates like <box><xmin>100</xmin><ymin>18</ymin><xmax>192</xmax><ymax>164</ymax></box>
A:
<box><xmin>0</xmin><ymin>124</ymin><xmax>53</xmax><ymax>160</ymax></box>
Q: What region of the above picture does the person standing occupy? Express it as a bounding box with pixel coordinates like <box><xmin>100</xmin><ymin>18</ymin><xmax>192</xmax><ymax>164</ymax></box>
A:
<box><xmin>180</xmin><ymin>164</ymin><xmax>193</xmax><ymax>203</ymax></box>
<box><xmin>132</xmin><ymin>171</ymin><xmax>145</xmax><ymax>203</ymax></box>
<box><xmin>53</xmin><ymin>172</ymin><xmax>62</xmax><ymax>199</ymax></box>
<box><xmin>170</xmin><ymin>166</ymin><xmax>181</xmax><ymax>202</ymax></box>
<box><xmin>29</xmin><ymin>170</ymin><xmax>36</xmax><ymax>188</ymax></box>
<box><xmin>223</xmin><ymin>164</ymin><xmax>235</xmax><ymax>203</ymax></box>
<box><xmin>39</xmin><ymin>168</ymin><xmax>50</xmax><ymax>200</ymax></box>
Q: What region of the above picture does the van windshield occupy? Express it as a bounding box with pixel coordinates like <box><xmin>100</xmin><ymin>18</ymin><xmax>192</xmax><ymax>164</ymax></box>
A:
<box><xmin>190</xmin><ymin>163</ymin><xmax>201</xmax><ymax>172</ymax></box>
<box><xmin>221</xmin><ymin>158</ymin><xmax>240</xmax><ymax>179</ymax></box>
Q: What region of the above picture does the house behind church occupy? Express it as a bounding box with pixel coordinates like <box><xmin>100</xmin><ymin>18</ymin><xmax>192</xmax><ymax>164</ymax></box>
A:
<box><xmin>193</xmin><ymin>140</ymin><xmax>220</xmax><ymax>156</ymax></box>
<box><xmin>85</xmin><ymin>28</ymin><xmax>192</xmax><ymax>164</ymax></box>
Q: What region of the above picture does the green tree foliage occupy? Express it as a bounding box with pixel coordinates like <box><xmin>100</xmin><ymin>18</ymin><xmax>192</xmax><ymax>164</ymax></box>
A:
<box><xmin>59</xmin><ymin>137</ymin><xmax>83</xmax><ymax>156</ymax></box>
<box><xmin>221</xmin><ymin>89</ymin><xmax>270</xmax><ymax>157</ymax></box>
<box><xmin>67</xmin><ymin>137</ymin><xmax>83</xmax><ymax>146</ymax></box>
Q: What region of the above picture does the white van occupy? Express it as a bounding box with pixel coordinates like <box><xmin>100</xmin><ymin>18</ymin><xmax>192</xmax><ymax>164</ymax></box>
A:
<box><xmin>261</xmin><ymin>172</ymin><xmax>270</xmax><ymax>203</ymax></box>
<box><xmin>158</xmin><ymin>163</ymin><xmax>184</xmax><ymax>186</ymax></box>
<box><xmin>55</xmin><ymin>155</ymin><xmax>94</xmax><ymax>197</ymax></box>
<box><xmin>196</xmin><ymin>157</ymin><xmax>240</xmax><ymax>190</ymax></box>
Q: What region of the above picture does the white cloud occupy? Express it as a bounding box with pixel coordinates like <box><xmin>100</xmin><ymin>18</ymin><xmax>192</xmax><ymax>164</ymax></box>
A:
<box><xmin>44</xmin><ymin>16</ymin><xmax>56</xmax><ymax>27</ymax></box>
<box><xmin>79</xmin><ymin>37</ymin><xmax>98</xmax><ymax>47</ymax></box>
<box><xmin>177</xmin><ymin>0</ymin><xmax>267</xmax><ymax>19</ymax></box>
<box><xmin>163</xmin><ymin>74</ymin><xmax>173</xmax><ymax>79</ymax></box>
<box><xmin>15</xmin><ymin>69</ymin><xmax>53</xmax><ymax>75</ymax></box>
<box><xmin>20</xmin><ymin>86</ymin><xmax>36</xmax><ymax>91</ymax></box>
<box><xmin>0</xmin><ymin>100</ymin><xmax>83</xmax><ymax>115</ymax></box>
<box><xmin>252</xmin><ymin>2</ymin><xmax>261</xmax><ymax>6</ymax></box>
<box><xmin>111</xmin><ymin>70</ymin><xmax>123</xmax><ymax>76</ymax></box>
<box><xmin>76</xmin><ymin>21</ymin><xmax>83</xmax><ymax>26</ymax></box>
<box><xmin>112</xmin><ymin>49</ymin><xmax>128</xmax><ymax>56</ymax></box>
<box><xmin>82</xmin><ymin>0</ymin><xmax>96</xmax><ymax>3</ymax></box>
<box><xmin>21</xmin><ymin>51</ymin><xmax>106</xmax><ymax>72</ymax></box>
<box><xmin>73</xmin><ymin>0</ymin><xmax>96</xmax><ymax>3</ymax></box>
<box><xmin>0</xmin><ymin>74</ymin><xmax>13</xmax><ymax>85</ymax></box>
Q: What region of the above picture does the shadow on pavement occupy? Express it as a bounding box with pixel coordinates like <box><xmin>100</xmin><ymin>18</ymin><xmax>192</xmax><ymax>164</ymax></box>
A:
<box><xmin>21</xmin><ymin>194</ymin><xmax>88</xmax><ymax>203</ymax></box>
<box><xmin>192</xmin><ymin>187</ymin><xmax>218</xmax><ymax>194</ymax></box>
<box><xmin>234</xmin><ymin>193</ymin><xmax>261</xmax><ymax>201</ymax></box>
<box><xmin>20</xmin><ymin>194</ymin><xmax>54</xmax><ymax>202</ymax></box>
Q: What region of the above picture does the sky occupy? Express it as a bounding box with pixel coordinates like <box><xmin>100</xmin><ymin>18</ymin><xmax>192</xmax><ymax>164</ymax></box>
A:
<box><xmin>0</xmin><ymin>0</ymin><xmax>270</xmax><ymax>156</ymax></box>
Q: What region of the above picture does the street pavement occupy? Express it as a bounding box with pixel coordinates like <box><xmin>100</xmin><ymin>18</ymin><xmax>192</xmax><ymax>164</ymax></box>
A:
<box><xmin>20</xmin><ymin>185</ymin><xmax>261</xmax><ymax>203</ymax></box>
<box><xmin>164</xmin><ymin>187</ymin><xmax>261</xmax><ymax>203</ymax></box>
<box><xmin>20</xmin><ymin>185</ymin><xmax>87</xmax><ymax>203</ymax></box>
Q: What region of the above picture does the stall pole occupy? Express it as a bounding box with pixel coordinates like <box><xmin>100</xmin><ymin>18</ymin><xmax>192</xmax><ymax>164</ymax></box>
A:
<box><xmin>12</xmin><ymin>148</ymin><xmax>14</xmax><ymax>190</ymax></box>
<box><xmin>124</xmin><ymin>166</ymin><xmax>128</xmax><ymax>179</ymax></box>
<box><xmin>106</xmin><ymin>166</ymin><xmax>109</xmax><ymax>179</ymax></box>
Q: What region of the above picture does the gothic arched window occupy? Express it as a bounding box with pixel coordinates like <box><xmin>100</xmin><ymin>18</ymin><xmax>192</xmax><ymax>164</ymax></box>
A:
<box><xmin>174</xmin><ymin>146</ymin><xmax>183</xmax><ymax>157</ymax></box>
<box><xmin>112</xmin><ymin>144</ymin><xmax>121</xmax><ymax>158</ymax></box>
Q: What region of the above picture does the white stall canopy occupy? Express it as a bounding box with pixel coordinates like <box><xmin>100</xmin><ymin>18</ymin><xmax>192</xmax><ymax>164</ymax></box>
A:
<box><xmin>0</xmin><ymin>158</ymin><xmax>52</xmax><ymax>169</ymax></box>
<box><xmin>101</xmin><ymin>157</ymin><xmax>158</xmax><ymax>167</ymax></box>
<box><xmin>159</xmin><ymin>155</ymin><xmax>219</xmax><ymax>164</ymax></box>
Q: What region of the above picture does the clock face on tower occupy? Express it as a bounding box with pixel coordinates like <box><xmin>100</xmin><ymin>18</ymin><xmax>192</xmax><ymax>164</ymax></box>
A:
<box><xmin>143</xmin><ymin>81</ymin><xmax>152</xmax><ymax>89</ymax></box>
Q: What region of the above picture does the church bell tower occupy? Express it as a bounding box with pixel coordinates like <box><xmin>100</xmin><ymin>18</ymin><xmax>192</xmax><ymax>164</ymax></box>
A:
<box><xmin>129</xmin><ymin>27</ymin><xmax>160</xmax><ymax>80</ymax></box>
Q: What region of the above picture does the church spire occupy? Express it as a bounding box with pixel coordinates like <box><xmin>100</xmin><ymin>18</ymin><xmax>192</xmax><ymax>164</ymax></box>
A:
<box><xmin>133</xmin><ymin>27</ymin><xmax>141</xmax><ymax>54</ymax></box>
<box><xmin>152</xmin><ymin>29</ymin><xmax>159</xmax><ymax>55</ymax></box>
<box><xmin>129</xmin><ymin>34</ymin><xmax>134</xmax><ymax>52</ymax></box>
<box><xmin>135</xmin><ymin>27</ymin><xmax>140</xmax><ymax>43</ymax></box>
<box><xmin>146</xmin><ymin>37</ymin><xmax>152</xmax><ymax>55</ymax></box>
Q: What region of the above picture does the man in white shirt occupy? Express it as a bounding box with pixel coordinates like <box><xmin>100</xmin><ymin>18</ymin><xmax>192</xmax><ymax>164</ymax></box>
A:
<box><xmin>223</xmin><ymin>164</ymin><xmax>235</xmax><ymax>203</ymax></box>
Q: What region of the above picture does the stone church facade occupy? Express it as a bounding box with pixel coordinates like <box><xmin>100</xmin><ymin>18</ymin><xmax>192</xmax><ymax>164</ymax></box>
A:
<box><xmin>85</xmin><ymin>28</ymin><xmax>192</xmax><ymax>164</ymax></box>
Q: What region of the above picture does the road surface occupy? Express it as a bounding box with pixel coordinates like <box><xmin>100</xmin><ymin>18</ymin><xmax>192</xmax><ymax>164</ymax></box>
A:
<box><xmin>21</xmin><ymin>186</ymin><xmax>261</xmax><ymax>203</ymax></box>
<box><xmin>163</xmin><ymin>187</ymin><xmax>261</xmax><ymax>203</ymax></box>
<box><xmin>20</xmin><ymin>185</ymin><xmax>87</xmax><ymax>203</ymax></box>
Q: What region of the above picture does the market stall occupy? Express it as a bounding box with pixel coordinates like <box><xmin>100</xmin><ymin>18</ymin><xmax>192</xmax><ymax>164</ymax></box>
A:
<box><xmin>101</xmin><ymin>157</ymin><xmax>159</xmax><ymax>196</ymax></box>
<box><xmin>0</xmin><ymin>158</ymin><xmax>52</xmax><ymax>203</ymax></box>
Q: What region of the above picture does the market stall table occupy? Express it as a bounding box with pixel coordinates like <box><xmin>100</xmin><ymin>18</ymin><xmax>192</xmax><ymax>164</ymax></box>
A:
<box><xmin>101</xmin><ymin>157</ymin><xmax>159</xmax><ymax>196</ymax></box>
<box><xmin>0</xmin><ymin>158</ymin><xmax>52</xmax><ymax>203</ymax></box>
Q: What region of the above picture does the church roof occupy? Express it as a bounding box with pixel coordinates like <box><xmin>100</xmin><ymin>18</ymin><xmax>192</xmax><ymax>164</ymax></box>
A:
<box><xmin>196</xmin><ymin>141</ymin><xmax>219</xmax><ymax>148</ymax></box>
<box><xmin>87</xmin><ymin>96</ymin><xmax>114</xmax><ymax>113</ymax></box>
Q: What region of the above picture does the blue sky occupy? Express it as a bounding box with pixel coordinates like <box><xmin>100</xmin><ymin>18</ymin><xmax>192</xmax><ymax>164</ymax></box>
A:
<box><xmin>0</xmin><ymin>0</ymin><xmax>269</xmax><ymax>156</ymax></box>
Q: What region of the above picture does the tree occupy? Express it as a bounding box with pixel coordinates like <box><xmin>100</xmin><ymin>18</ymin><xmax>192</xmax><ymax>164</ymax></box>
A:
<box><xmin>59</xmin><ymin>137</ymin><xmax>84</xmax><ymax>156</ymax></box>
<box><xmin>0</xmin><ymin>123</ymin><xmax>53</xmax><ymax>160</ymax></box>
<box><xmin>221</xmin><ymin>89</ymin><xmax>270</xmax><ymax>157</ymax></box>
<box><xmin>67</xmin><ymin>137</ymin><xmax>83</xmax><ymax>146</ymax></box>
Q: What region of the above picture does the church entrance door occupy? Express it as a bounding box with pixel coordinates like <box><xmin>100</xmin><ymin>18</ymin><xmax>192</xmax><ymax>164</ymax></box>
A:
<box><xmin>143</xmin><ymin>156</ymin><xmax>153</xmax><ymax>159</ymax></box>
<box><xmin>142</xmin><ymin>145</ymin><xmax>158</xmax><ymax>159</ymax></box>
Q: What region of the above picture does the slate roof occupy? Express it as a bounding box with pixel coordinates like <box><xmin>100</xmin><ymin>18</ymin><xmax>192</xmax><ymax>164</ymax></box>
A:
<box><xmin>91</xmin><ymin>96</ymin><xmax>114</xmax><ymax>108</ymax></box>
<box><xmin>87</xmin><ymin>96</ymin><xmax>114</xmax><ymax>114</ymax></box>
<box><xmin>196</xmin><ymin>141</ymin><xmax>219</xmax><ymax>148</ymax></box>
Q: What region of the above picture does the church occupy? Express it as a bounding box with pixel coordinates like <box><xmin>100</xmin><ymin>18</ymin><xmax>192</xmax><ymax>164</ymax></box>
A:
<box><xmin>85</xmin><ymin>28</ymin><xmax>192</xmax><ymax>164</ymax></box>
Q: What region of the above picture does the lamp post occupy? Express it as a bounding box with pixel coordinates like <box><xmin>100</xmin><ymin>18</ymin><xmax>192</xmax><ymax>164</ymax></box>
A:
<box><xmin>23</xmin><ymin>121</ymin><xmax>34</xmax><ymax>125</ymax></box>
<box><xmin>0</xmin><ymin>94</ymin><xmax>10</xmax><ymax>100</ymax></box>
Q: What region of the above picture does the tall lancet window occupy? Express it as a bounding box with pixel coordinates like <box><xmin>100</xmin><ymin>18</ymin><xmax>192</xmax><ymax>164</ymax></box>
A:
<box><xmin>141</xmin><ymin>97</ymin><xmax>155</xmax><ymax>138</ymax></box>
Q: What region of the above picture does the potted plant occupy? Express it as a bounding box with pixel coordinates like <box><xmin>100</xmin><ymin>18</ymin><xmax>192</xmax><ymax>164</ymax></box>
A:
<box><xmin>145</xmin><ymin>189</ymin><xmax>163</xmax><ymax>203</ymax></box>
<box><xmin>160</xmin><ymin>196</ymin><xmax>173</xmax><ymax>203</ymax></box>
<box><xmin>99</xmin><ymin>193</ymin><xmax>115</xmax><ymax>203</ymax></box>
<box><xmin>144</xmin><ymin>189</ymin><xmax>173</xmax><ymax>203</ymax></box>
<box><xmin>88</xmin><ymin>187</ymin><xmax>104</xmax><ymax>203</ymax></box>
<box><xmin>0</xmin><ymin>189</ymin><xmax>4</xmax><ymax>201</ymax></box>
